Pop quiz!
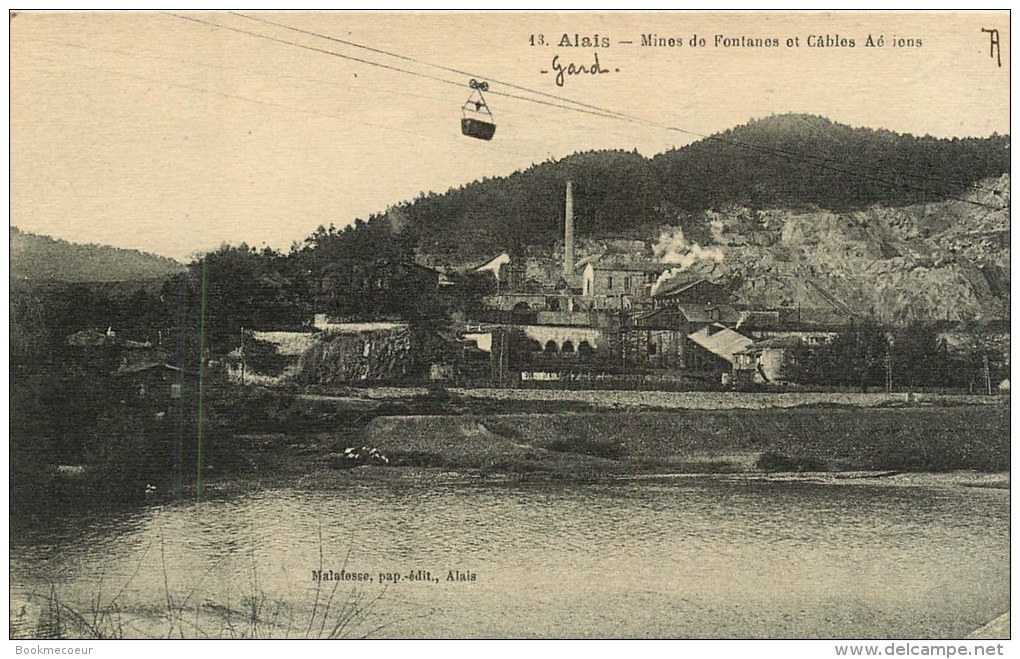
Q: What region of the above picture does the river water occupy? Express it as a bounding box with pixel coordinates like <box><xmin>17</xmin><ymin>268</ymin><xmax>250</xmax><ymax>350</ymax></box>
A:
<box><xmin>9</xmin><ymin>475</ymin><xmax>1009</xmax><ymax>639</ymax></box>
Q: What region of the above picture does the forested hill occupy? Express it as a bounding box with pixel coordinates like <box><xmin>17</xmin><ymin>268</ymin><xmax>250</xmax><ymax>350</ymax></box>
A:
<box><xmin>10</xmin><ymin>227</ymin><xmax>185</xmax><ymax>284</ymax></box>
<box><xmin>379</xmin><ymin>114</ymin><xmax>1009</xmax><ymax>261</ymax></box>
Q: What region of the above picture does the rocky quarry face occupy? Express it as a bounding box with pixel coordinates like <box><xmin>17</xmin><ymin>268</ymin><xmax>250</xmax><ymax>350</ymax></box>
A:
<box><xmin>670</xmin><ymin>175</ymin><xmax>1010</xmax><ymax>324</ymax></box>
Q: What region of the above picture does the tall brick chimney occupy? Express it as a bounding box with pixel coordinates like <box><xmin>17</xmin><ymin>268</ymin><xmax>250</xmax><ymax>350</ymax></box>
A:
<box><xmin>563</xmin><ymin>180</ymin><xmax>574</xmax><ymax>280</ymax></box>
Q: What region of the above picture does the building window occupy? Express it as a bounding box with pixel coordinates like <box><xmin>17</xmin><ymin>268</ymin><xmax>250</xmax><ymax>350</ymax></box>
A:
<box><xmin>607</xmin><ymin>276</ymin><xmax>613</xmax><ymax>290</ymax></box>
<box><xmin>561</xmin><ymin>340</ymin><xmax>575</xmax><ymax>353</ymax></box>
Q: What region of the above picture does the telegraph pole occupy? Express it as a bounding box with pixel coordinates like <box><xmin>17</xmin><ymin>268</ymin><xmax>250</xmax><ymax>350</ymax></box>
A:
<box><xmin>885</xmin><ymin>343</ymin><xmax>893</xmax><ymax>393</ymax></box>
<box><xmin>240</xmin><ymin>326</ymin><xmax>246</xmax><ymax>386</ymax></box>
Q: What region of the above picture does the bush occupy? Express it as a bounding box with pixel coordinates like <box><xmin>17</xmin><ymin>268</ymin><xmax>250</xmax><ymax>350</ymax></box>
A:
<box><xmin>755</xmin><ymin>451</ymin><xmax>827</xmax><ymax>473</ymax></box>
<box><xmin>242</xmin><ymin>337</ymin><xmax>291</xmax><ymax>377</ymax></box>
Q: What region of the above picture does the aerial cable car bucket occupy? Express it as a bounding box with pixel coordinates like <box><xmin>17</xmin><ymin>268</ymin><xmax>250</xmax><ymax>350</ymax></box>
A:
<box><xmin>461</xmin><ymin>79</ymin><xmax>496</xmax><ymax>141</ymax></box>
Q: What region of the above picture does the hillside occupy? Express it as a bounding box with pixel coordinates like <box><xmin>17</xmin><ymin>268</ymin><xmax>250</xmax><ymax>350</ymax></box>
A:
<box><xmin>658</xmin><ymin>174</ymin><xmax>1010</xmax><ymax>324</ymax></box>
<box><xmin>376</xmin><ymin>114</ymin><xmax>1009</xmax><ymax>323</ymax></box>
<box><xmin>651</xmin><ymin>114</ymin><xmax>1009</xmax><ymax>214</ymax></box>
<box><xmin>10</xmin><ymin>227</ymin><xmax>185</xmax><ymax>284</ymax></box>
<box><xmin>380</xmin><ymin>114</ymin><xmax>1009</xmax><ymax>262</ymax></box>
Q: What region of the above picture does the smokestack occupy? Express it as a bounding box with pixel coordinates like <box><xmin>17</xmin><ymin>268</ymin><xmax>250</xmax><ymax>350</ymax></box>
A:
<box><xmin>563</xmin><ymin>180</ymin><xmax>574</xmax><ymax>279</ymax></box>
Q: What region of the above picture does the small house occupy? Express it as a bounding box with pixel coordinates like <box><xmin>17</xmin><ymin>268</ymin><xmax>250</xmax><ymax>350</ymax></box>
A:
<box><xmin>686</xmin><ymin>325</ymin><xmax>754</xmax><ymax>375</ymax></box>
<box><xmin>733</xmin><ymin>336</ymin><xmax>804</xmax><ymax>384</ymax></box>
<box><xmin>581</xmin><ymin>255</ymin><xmax>663</xmax><ymax>300</ymax></box>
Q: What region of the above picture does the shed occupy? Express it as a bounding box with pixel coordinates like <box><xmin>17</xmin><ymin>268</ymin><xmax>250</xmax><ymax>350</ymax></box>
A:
<box><xmin>733</xmin><ymin>336</ymin><xmax>804</xmax><ymax>384</ymax></box>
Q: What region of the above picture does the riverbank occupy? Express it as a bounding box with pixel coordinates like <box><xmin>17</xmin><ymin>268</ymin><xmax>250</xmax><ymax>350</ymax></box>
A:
<box><xmin>185</xmin><ymin>398</ymin><xmax>1013</xmax><ymax>496</ymax></box>
<box><xmin>11</xmin><ymin>388</ymin><xmax>1009</xmax><ymax>640</ymax></box>
<box><xmin>307</xmin><ymin>386</ymin><xmax>1006</xmax><ymax>411</ymax></box>
<box><xmin>348</xmin><ymin>404</ymin><xmax>1009</xmax><ymax>477</ymax></box>
<box><xmin>20</xmin><ymin>388</ymin><xmax>1009</xmax><ymax>511</ymax></box>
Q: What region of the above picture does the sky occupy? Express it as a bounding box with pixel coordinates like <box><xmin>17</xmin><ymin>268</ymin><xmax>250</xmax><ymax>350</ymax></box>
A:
<box><xmin>9</xmin><ymin>11</ymin><xmax>1011</xmax><ymax>261</ymax></box>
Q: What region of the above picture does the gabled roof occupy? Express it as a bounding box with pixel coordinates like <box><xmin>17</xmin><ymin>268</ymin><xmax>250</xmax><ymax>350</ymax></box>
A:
<box><xmin>474</xmin><ymin>252</ymin><xmax>510</xmax><ymax>269</ymax></box>
<box><xmin>653</xmin><ymin>276</ymin><xmax>725</xmax><ymax>299</ymax></box>
<box><xmin>633</xmin><ymin>307</ymin><xmax>667</xmax><ymax>323</ymax></box>
<box><xmin>687</xmin><ymin>325</ymin><xmax>753</xmax><ymax>364</ymax></box>
<box><xmin>474</xmin><ymin>253</ymin><xmax>511</xmax><ymax>279</ymax></box>
<box><xmin>581</xmin><ymin>253</ymin><xmax>663</xmax><ymax>273</ymax></box>
<box><xmin>634</xmin><ymin>304</ymin><xmax>740</xmax><ymax>328</ymax></box>
<box><xmin>573</xmin><ymin>251</ymin><xmax>606</xmax><ymax>270</ymax></box>
<box><xmin>677</xmin><ymin>303</ymin><xmax>739</xmax><ymax>324</ymax></box>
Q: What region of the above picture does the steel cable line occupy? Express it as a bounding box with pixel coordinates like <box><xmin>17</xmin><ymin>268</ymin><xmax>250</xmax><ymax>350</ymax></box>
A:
<box><xmin>228</xmin><ymin>11</ymin><xmax>650</xmax><ymax>125</ymax></box>
<box><xmin>165</xmin><ymin>12</ymin><xmax>1007</xmax><ymax>211</ymax></box>
<box><xmin>30</xmin><ymin>53</ymin><xmax>422</xmax><ymax>138</ymax></box>
<box><xmin>28</xmin><ymin>47</ymin><xmax>544</xmax><ymax>162</ymax></box>
<box><xmin>163</xmin><ymin>12</ymin><xmax>645</xmax><ymax>124</ymax></box>
<box><xmin>228</xmin><ymin>10</ymin><xmax>1010</xmax><ymax>203</ymax></box>
<box><xmin>26</xmin><ymin>53</ymin><xmax>530</xmax><ymax>162</ymax></box>
<box><xmin>158</xmin><ymin>13</ymin><xmax>684</xmax><ymax>156</ymax></box>
<box><xmin>29</xmin><ymin>36</ymin><xmax>660</xmax><ymax>155</ymax></box>
<box><xmin>161</xmin><ymin>12</ymin><xmax>659</xmax><ymax>160</ymax></box>
<box><xmin>29</xmin><ymin>36</ymin><xmax>466</xmax><ymax>110</ymax></box>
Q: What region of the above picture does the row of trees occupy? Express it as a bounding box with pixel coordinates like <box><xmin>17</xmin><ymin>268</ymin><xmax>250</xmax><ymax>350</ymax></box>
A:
<box><xmin>788</xmin><ymin>320</ymin><xmax>1006</xmax><ymax>392</ymax></box>
<box><xmin>372</xmin><ymin>115</ymin><xmax>1010</xmax><ymax>261</ymax></box>
<box><xmin>655</xmin><ymin>115</ymin><xmax>1010</xmax><ymax>213</ymax></box>
<box><xmin>40</xmin><ymin>220</ymin><xmax>493</xmax><ymax>358</ymax></box>
<box><xmin>10</xmin><ymin>217</ymin><xmax>480</xmax><ymax>508</ymax></box>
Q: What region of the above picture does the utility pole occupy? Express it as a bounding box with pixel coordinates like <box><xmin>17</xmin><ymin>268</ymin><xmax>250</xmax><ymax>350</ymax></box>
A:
<box><xmin>240</xmin><ymin>326</ymin><xmax>246</xmax><ymax>386</ymax></box>
<box><xmin>619</xmin><ymin>293</ymin><xmax>626</xmax><ymax>377</ymax></box>
<box><xmin>885</xmin><ymin>343</ymin><xmax>893</xmax><ymax>393</ymax></box>
<box><xmin>983</xmin><ymin>354</ymin><xmax>992</xmax><ymax>395</ymax></box>
<box><xmin>501</xmin><ymin>326</ymin><xmax>509</xmax><ymax>388</ymax></box>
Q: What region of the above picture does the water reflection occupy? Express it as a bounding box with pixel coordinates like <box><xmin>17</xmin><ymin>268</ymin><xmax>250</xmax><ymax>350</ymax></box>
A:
<box><xmin>10</xmin><ymin>477</ymin><xmax>1009</xmax><ymax>639</ymax></box>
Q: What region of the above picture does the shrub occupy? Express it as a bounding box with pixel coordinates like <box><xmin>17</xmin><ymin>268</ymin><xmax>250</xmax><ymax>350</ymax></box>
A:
<box><xmin>755</xmin><ymin>451</ymin><xmax>827</xmax><ymax>472</ymax></box>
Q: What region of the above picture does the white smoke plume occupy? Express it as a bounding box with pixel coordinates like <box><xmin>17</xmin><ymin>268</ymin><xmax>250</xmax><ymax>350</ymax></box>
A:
<box><xmin>650</xmin><ymin>227</ymin><xmax>724</xmax><ymax>295</ymax></box>
<box><xmin>649</xmin><ymin>269</ymin><xmax>676</xmax><ymax>296</ymax></box>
